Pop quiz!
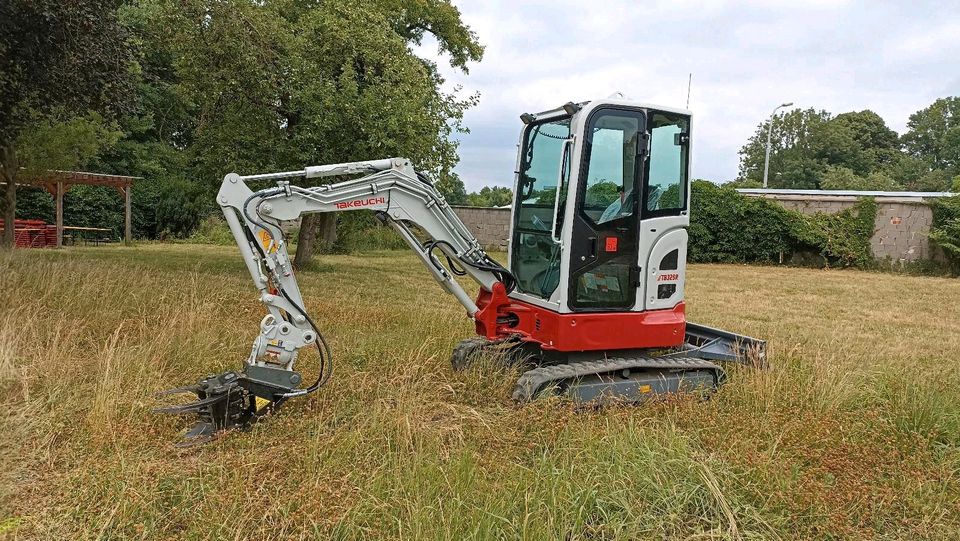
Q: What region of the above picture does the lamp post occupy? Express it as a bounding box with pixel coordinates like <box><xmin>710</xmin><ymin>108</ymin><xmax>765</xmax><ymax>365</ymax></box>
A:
<box><xmin>763</xmin><ymin>102</ymin><xmax>793</xmax><ymax>188</ymax></box>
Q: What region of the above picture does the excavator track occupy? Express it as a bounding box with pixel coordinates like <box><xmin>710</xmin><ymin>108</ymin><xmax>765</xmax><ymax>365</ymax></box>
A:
<box><xmin>513</xmin><ymin>355</ymin><xmax>725</xmax><ymax>403</ymax></box>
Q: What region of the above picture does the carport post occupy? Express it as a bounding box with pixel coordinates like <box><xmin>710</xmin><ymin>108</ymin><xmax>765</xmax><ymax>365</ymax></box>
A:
<box><xmin>56</xmin><ymin>181</ymin><xmax>63</xmax><ymax>248</ymax></box>
<box><xmin>124</xmin><ymin>184</ymin><xmax>131</xmax><ymax>245</ymax></box>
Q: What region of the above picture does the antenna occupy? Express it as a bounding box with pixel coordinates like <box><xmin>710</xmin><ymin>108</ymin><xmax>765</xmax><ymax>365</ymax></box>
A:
<box><xmin>686</xmin><ymin>73</ymin><xmax>692</xmax><ymax>109</ymax></box>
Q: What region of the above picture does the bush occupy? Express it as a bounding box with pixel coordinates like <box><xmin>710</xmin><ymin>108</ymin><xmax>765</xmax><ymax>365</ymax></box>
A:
<box><xmin>688</xmin><ymin>180</ymin><xmax>878</xmax><ymax>268</ymax></box>
<box><xmin>187</xmin><ymin>215</ymin><xmax>236</xmax><ymax>245</ymax></box>
<box><xmin>9</xmin><ymin>176</ymin><xmax>214</xmax><ymax>240</ymax></box>
<box><xmin>330</xmin><ymin>211</ymin><xmax>407</xmax><ymax>252</ymax></box>
<box><xmin>930</xmin><ymin>196</ymin><xmax>960</xmax><ymax>273</ymax></box>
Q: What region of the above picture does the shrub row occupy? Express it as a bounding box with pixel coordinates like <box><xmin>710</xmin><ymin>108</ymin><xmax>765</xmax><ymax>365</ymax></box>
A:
<box><xmin>688</xmin><ymin>180</ymin><xmax>878</xmax><ymax>268</ymax></box>
<box><xmin>930</xmin><ymin>196</ymin><xmax>960</xmax><ymax>273</ymax></box>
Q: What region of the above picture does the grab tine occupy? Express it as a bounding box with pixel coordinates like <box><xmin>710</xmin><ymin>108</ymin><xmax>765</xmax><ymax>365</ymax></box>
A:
<box><xmin>155</xmin><ymin>384</ymin><xmax>203</xmax><ymax>397</ymax></box>
<box><xmin>152</xmin><ymin>394</ymin><xmax>227</xmax><ymax>415</ymax></box>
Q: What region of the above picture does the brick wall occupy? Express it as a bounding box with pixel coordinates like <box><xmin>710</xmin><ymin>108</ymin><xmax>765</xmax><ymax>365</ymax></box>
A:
<box><xmin>739</xmin><ymin>191</ymin><xmax>950</xmax><ymax>262</ymax></box>
<box><xmin>452</xmin><ymin>206</ymin><xmax>511</xmax><ymax>251</ymax></box>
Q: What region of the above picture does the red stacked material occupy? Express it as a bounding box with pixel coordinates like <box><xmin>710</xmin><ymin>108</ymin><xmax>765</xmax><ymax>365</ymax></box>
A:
<box><xmin>0</xmin><ymin>219</ymin><xmax>57</xmax><ymax>248</ymax></box>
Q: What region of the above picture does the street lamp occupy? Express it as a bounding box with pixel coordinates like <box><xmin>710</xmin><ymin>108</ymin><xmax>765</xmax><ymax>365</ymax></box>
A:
<box><xmin>762</xmin><ymin>102</ymin><xmax>794</xmax><ymax>188</ymax></box>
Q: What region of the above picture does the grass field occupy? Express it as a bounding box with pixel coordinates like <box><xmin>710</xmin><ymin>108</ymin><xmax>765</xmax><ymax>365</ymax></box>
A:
<box><xmin>1</xmin><ymin>244</ymin><xmax>959</xmax><ymax>540</ymax></box>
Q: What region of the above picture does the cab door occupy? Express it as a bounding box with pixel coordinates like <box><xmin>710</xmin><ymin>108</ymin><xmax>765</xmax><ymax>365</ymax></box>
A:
<box><xmin>640</xmin><ymin>111</ymin><xmax>691</xmax><ymax>311</ymax></box>
<box><xmin>567</xmin><ymin>108</ymin><xmax>645</xmax><ymax>311</ymax></box>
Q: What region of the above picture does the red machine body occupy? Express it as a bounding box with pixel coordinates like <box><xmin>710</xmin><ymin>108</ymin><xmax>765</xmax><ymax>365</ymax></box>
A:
<box><xmin>473</xmin><ymin>282</ymin><xmax>686</xmax><ymax>352</ymax></box>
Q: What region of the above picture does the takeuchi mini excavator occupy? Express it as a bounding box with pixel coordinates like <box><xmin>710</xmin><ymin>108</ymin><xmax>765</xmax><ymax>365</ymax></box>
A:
<box><xmin>157</xmin><ymin>96</ymin><xmax>766</xmax><ymax>445</ymax></box>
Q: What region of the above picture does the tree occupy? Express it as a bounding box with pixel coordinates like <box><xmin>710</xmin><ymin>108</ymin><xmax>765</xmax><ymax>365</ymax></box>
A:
<box><xmin>150</xmin><ymin>0</ymin><xmax>482</xmax><ymax>267</ymax></box>
<box><xmin>739</xmin><ymin>107</ymin><xmax>908</xmax><ymax>190</ymax></box>
<box><xmin>466</xmin><ymin>186</ymin><xmax>512</xmax><ymax>207</ymax></box>
<box><xmin>585</xmin><ymin>181</ymin><xmax>620</xmax><ymax>207</ymax></box>
<box><xmin>0</xmin><ymin>0</ymin><xmax>134</xmax><ymax>246</ymax></box>
<box><xmin>902</xmin><ymin>97</ymin><xmax>960</xmax><ymax>175</ymax></box>
<box><xmin>819</xmin><ymin>166</ymin><xmax>897</xmax><ymax>191</ymax></box>
<box><xmin>737</xmin><ymin>108</ymin><xmax>832</xmax><ymax>188</ymax></box>
<box><xmin>908</xmin><ymin>169</ymin><xmax>952</xmax><ymax>192</ymax></box>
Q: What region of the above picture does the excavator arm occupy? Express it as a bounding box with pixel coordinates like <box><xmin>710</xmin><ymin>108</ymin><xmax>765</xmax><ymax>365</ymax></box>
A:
<box><xmin>156</xmin><ymin>157</ymin><xmax>515</xmax><ymax>445</ymax></box>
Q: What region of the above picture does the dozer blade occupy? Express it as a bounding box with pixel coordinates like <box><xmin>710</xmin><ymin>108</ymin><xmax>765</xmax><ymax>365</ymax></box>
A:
<box><xmin>513</xmin><ymin>356</ymin><xmax>724</xmax><ymax>403</ymax></box>
<box><xmin>684</xmin><ymin>322</ymin><xmax>767</xmax><ymax>368</ymax></box>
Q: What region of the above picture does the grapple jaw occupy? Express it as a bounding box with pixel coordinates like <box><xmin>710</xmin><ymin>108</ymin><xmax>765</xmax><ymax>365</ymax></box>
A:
<box><xmin>155</xmin><ymin>363</ymin><xmax>305</xmax><ymax>446</ymax></box>
<box><xmin>154</xmin><ymin>372</ymin><xmax>259</xmax><ymax>447</ymax></box>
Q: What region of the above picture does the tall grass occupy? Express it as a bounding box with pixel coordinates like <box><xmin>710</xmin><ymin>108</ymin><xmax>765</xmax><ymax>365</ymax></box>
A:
<box><xmin>1</xmin><ymin>245</ymin><xmax>958</xmax><ymax>539</ymax></box>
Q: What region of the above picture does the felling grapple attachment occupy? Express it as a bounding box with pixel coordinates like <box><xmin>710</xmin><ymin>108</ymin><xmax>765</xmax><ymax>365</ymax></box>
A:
<box><xmin>154</xmin><ymin>364</ymin><xmax>304</xmax><ymax>446</ymax></box>
<box><xmin>154</xmin><ymin>372</ymin><xmax>256</xmax><ymax>447</ymax></box>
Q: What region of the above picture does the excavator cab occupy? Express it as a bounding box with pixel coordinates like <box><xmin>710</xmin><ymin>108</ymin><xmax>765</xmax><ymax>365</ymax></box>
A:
<box><xmin>510</xmin><ymin>99</ymin><xmax>690</xmax><ymax>315</ymax></box>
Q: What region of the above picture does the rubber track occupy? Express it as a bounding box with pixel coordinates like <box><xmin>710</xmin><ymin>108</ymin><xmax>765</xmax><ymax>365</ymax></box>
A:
<box><xmin>512</xmin><ymin>356</ymin><xmax>724</xmax><ymax>402</ymax></box>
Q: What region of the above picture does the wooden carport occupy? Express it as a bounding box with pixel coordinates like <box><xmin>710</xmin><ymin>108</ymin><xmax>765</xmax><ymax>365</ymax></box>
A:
<box><xmin>14</xmin><ymin>170</ymin><xmax>140</xmax><ymax>247</ymax></box>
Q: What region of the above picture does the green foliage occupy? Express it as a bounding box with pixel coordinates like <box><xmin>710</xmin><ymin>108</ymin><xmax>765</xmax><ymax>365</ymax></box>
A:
<box><xmin>737</xmin><ymin>100</ymin><xmax>960</xmax><ymax>190</ymax></box>
<box><xmin>151</xmin><ymin>0</ymin><xmax>480</xmax><ymax>187</ymax></box>
<box><xmin>434</xmin><ymin>174</ymin><xmax>468</xmax><ymax>204</ymax></box>
<box><xmin>902</xmin><ymin>97</ymin><xmax>960</xmax><ymax>175</ymax></box>
<box><xmin>465</xmin><ymin>186</ymin><xmax>512</xmax><ymax>207</ymax></box>
<box><xmin>0</xmin><ymin>0</ymin><xmax>135</xmax><ymax>142</ymax></box>
<box><xmin>737</xmin><ymin>108</ymin><xmax>832</xmax><ymax>188</ymax></box>
<box><xmin>132</xmin><ymin>0</ymin><xmax>481</xmax><ymax>259</ymax></box>
<box><xmin>13</xmin><ymin>187</ymin><xmax>54</xmax><ymax>222</ymax></box>
<box><xmin>153</xmin><ymin>178</ymin><xmax>216</xmax><ymax>238</ymax></box>
<box><xmin>331</xmin><ymin>211</ymin><xmax>406</xmax><ymax>252</ymax></box>
<box><xmin>584</xmin><ymin>181</ymin><xmax>619</xmax><ymax>208</ymax></box>
<box><xmin>908</xmin><ymin>169</ymin><xmax>952</xmax><ymax>192</ymax></box>
<box><xmin>660</xmin><ymin>183</ymin><xmax>682</xmax><ymax>209</ymax></box>
<box><xmin>930</xmin><ymin>196</ymin><xmax>960</xmax><ymax>273</ymax></box>
<box><xmin>688</xmin><ymin>181</ymin><xmax>799</xmax><ymax>263</ymax></box>
<box><xmin>819</xmin><ymin>166</ymin><xmax>897</xmax><ymax>191</ymax></box>
<box><xmin>799</xmin><ymin>197</ymin><xmax>878</xmax><ymax>267</ymax></box>
<box><xmin>688</xmin><ymin>181</ymin><xmax>878</xmax><ymax>268</ymax></box>
<box><xmin>15</xmin><ymin>111</ymin><xmax>122</xmax><ymax>175</ymax></box>
<box><xmin>721</xmin><ymin>178</ymin><xmax>762</xmax><ymax>189</ymax></box>
<box><xmin>187</xmin><ymin>215</ymin><xmax>236</xmax><ymax>246</ymax></box>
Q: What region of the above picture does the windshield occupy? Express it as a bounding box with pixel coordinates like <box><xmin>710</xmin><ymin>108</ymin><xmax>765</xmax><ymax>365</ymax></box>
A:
<box><xmin>511</xmin><ymin>115</ymin><xmax>571</xmax><ymax>298</ymax></box>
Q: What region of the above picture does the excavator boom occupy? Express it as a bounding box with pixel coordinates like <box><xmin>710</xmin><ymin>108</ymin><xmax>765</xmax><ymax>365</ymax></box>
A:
<box><xmin>157</xmin><ymin>157</ymin><xmax>520</xmax><ymax>445</ymax></box>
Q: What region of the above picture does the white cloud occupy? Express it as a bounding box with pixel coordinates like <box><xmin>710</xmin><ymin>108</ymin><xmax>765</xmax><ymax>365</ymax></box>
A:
<box><xmin>415</xmin><ymin>0</ymin><xmax>960</xmax><ymax>190</ymax></box>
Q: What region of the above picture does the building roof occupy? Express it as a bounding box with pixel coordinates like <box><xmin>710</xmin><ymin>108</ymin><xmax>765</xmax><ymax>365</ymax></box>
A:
<box><xmin>16</xmin><ymin>170</ymin><xmax>141</xmax><ymax>188</ymax></box>
<box><xmin>737</xmin><ymin>188</ymin><xmax>954</xmax><ymax>199</ymax></box>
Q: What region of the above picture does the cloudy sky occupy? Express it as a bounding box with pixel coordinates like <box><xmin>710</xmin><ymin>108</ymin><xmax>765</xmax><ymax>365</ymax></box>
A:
<box><xmin>413</xmin><ymin>0</ymin><xmax>960</xmax><ymax>191</ymax></box>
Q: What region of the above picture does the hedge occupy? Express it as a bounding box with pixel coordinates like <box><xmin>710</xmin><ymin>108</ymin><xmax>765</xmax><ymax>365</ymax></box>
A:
<box><xmin>688</xmin><ymin>180</ymin><xmax>878</xmax><ymax>268</ymax></box>
<box><xmin>930</xmin><ymin>196</ymin><xmax>960</xmax><ymax>273</ymax></box>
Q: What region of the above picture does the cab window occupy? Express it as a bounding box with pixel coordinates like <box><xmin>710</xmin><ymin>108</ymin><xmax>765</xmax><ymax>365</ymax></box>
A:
<box><xmin>645</xmin><ymin>113</ymin><xmax>689</xmax><ymax>213</ymax></box>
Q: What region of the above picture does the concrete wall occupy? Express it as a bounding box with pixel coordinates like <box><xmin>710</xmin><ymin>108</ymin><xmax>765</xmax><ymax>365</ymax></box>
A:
<box><xmin>739</xmin><ymin>191</ymin><xmax>948</xmax><ymax>262</ymax></box>
<box><xmin>452</xmin><ymin>206</ymin><xmax>511</xmax><ymax>251</ymax></box>
<box><xmin>453</xmin><ymin>191</ymin><xmax>954</xmax><ymax>263</ymax></box>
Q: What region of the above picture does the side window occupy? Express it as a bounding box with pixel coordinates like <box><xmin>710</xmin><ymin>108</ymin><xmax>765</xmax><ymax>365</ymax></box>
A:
<box><xmin>646</xmin><ymin>114</ymin><xmax>689</xmax><ymax>213</ymax></box>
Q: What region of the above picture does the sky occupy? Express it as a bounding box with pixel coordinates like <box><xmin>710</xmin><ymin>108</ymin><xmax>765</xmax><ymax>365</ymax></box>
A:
<box><xmin>412</xmin><ymin>0</ymin><xmax>960</xmax><ymax>192</ymax></box>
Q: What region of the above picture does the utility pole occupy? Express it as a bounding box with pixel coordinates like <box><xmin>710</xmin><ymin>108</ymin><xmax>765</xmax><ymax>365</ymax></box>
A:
<box><xmin>763</xmin><ymin>102</ymin><xmax>794</xmax><ymax>188</ymax></box>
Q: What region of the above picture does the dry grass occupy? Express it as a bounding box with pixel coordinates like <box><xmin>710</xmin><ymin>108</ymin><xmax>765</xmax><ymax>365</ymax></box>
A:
<box><xmin>1</xmin><ymin>243</ymin><xmax>959</xmax><ymax>540</ymax></box>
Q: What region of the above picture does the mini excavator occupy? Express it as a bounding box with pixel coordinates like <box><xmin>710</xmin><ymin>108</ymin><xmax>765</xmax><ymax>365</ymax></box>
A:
<box><xmin>157</xmin><ymin>96</ymin><xmax>765</xmax><ymax>445</ymax></box>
